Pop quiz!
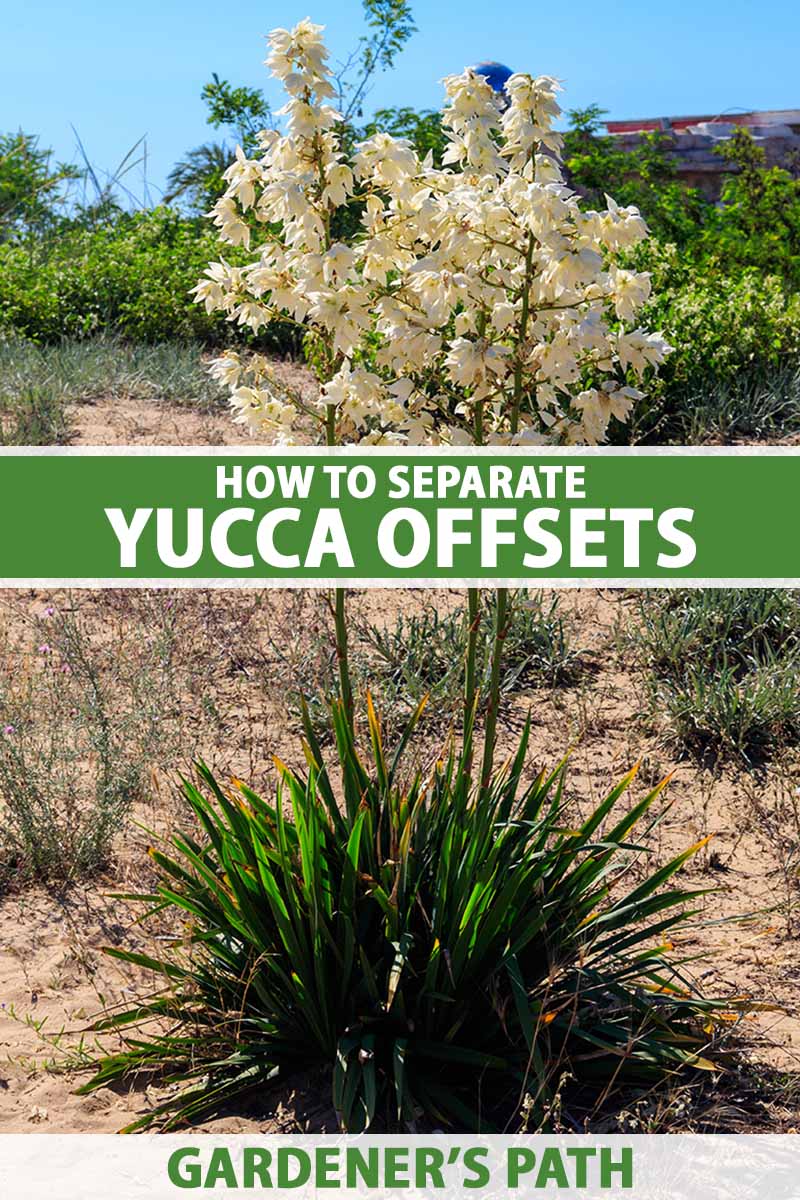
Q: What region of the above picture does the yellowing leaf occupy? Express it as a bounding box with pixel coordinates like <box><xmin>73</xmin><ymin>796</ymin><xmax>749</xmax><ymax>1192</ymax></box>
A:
<box><xmin>692</xmin><ymin>1056</ymin><xmax>720</xmax><ymax>1073</ymax></box>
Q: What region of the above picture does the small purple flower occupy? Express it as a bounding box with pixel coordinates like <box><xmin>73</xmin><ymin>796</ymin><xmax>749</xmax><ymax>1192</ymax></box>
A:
<box><xmin>2</xmin><ymin>725</ymin><xmax>14</xmax><ymax>736</ymax></box>
<box><xmin>38</xmin><ymin>644</ymin><xmax>51</xmax><ymax>654</ymax></box>
<box><xmin>44</xmin><ymin>606</ymin><xmax>54</xmax><ymax>618</ymax></box>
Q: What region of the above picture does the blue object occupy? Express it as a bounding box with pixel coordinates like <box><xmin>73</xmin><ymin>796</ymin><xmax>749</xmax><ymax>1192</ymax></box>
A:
<box><xmin>469</xmin><ymin>61</ymin><xmax>514</xmax><ymax>94</ymax></box>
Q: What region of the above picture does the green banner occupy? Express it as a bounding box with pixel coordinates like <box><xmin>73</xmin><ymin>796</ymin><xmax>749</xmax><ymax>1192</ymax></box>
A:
<box><xmin>0</xmin><ymin>448</ymin><xmax>796</xmax><ymax>584</ymax></box>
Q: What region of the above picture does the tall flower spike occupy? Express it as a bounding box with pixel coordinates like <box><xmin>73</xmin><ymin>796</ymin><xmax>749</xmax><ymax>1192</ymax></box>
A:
<box><xmin>194</xmin><ymin>18</ymin><xmax>671</xmax><ymax>448</ymax></box>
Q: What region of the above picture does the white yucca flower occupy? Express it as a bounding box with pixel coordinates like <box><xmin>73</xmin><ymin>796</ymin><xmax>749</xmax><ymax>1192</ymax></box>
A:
<box><xmin>193</xmin><ymin>19</ymin><xmax>671</xmax><ymax>447</ymax></box>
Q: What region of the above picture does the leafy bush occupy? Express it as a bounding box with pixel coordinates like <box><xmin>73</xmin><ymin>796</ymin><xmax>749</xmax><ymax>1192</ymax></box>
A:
<box><xmin>0</xmin><ymin>208</ymin><xmax>300</xmax><ymax>351</ymax></box>
<box><xmin>563</xmin><ymin>114</ymin><xmax>800</xmax><ymax>444</ymax></box>
<box><xmin>631</xmin><ymin>590</ymin><xmax>800</xmax><ymax>763</ymax></box>
<box><xmin>611</xmin><ymin>240</ymin><xmax>800</xmax><ymax>443</ymax></box>
<box><xmin>630</xmin><ymin>240</ymin><xmax>800</xmax><ymax>382</ymax></box>
<box><xmin>651</xmin><ymin>269</ymin><xmax>800</xmax><ymax>387</ymax></box>
<box><xmin>704</xmin><ymin>130</ymin><xmax>800</xmax><ymax>288</ymax></box>
<box><xmin>81</xmin><ymin>702</ymin><xmax>736</xmax><ymax>1132</ymax></box>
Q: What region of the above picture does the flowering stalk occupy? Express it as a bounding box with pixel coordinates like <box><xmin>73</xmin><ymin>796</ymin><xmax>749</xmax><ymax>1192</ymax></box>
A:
<box><xmin>333</xmin><ymin>587</ymin><xmax>353</xmax><ymax>719</ymax></box>
<box><xmin>462</xmin><ymin>310</ymin><xmax>490</xmax><ymax>774</ymax></box>
<box><xmin>463</xmin><ymin>587</ymin><xmax>481</xmax><ymax>775</ymax></box>
<box><xmin>325</xmin><ymin>390</ymin><xmax>353</xmax><ymax>719</ymax></box>
<box><xmin>481</xmin><ymin>222</ymin><xmax>537</xmax><ymax>783</ymax></box>
<box><xmin>326</xmin><ymin>413</ymin><xmax>351</xmax><ymax>727</ymax></box>
<box><xmin>195</xmin><ymin>18</ymin><xmax>672</xmax><ymax>763</ymax></box>
<box><xmin>480</xmin><ymin>587</ymin><xmax>510</xmax><ymax>790</ymax></box>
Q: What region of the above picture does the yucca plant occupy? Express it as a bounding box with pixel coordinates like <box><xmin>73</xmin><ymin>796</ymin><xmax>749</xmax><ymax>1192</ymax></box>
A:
<box><xmin>80</xmin><ymin>699</ymin><xmax>743</xmax><ymax>1132</ymax></box>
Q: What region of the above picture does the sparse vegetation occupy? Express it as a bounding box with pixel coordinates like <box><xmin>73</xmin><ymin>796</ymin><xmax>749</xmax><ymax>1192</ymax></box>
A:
<box><xmin>273</xmin><ymin>591</ymin><xmax>581</xmax><ymax>740</ymax></box>
<box><xmin>0</xmin><ymin>332</ymin><xmax>227</xmax><ymax>407</ymax></box>
<box><xmin>0</xmin><ymin>382</ymin><xmax>70</xmax><ymax>445</ymax></box>
<box><xmin>629</xmin><ymin>362</ymin><xmax>800</xmax><ymax>445</ymax></box>
<box><xmin>0</xmin><ymin>596</ymin><xmax>189</xmax><ymax>883</ymax></box>
<box><xmin>0</xmin><ymin>332</ymin><xmax>231</xmax><ymax>444</ymax></box>
<box><xmin>359</xmin><ymin>590</ymin><xmax>580</xmax><ymax>717</ymax></box>
<box><xmin>630</xmin><ymin>589</ymin><xmax>800</xmax><ymax>764</ymax></box>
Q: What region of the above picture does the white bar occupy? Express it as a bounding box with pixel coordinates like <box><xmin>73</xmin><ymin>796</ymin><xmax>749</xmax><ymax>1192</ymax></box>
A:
<box><xmin>0</xmin><ymin>1133</ymin><xmax>798</xmax><ymax>1200</ymax></box>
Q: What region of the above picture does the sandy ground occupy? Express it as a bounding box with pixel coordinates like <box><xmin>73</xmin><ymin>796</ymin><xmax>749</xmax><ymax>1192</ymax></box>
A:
<box><xmin>1</xmin><ymin>394</ymin><xmax>800</xmax><ymax>1132</ymax></box>
<box><xmin>66</xmin><ymin>397</ymin><xmax>255</xmax><ymax>446</ymax></box>
<box><xmin>64</xmin><ymin>360</ymin><xmax>316</xmax><ymax>446</ymax></box>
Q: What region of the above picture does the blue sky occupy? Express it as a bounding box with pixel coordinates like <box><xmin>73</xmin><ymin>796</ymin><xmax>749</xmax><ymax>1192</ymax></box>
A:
<box><xmin>5</xmin><ymin>0</ymin><xmax>799</xmax><ymax>202</ymax></box>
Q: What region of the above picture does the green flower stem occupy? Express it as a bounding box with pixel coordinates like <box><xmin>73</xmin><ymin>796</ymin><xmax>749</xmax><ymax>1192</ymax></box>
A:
<box><xmin>325</xmin><ymin>400</ymin><xmax>353</xmax><ymax>723</ymax></box>
<box><xmin>510</xmin><ymin>231</ymin><xmax>535</xmax><ymax>438</ymax></box>
<box><xmin>463</xmin><ymin>336</ymin><xmax>489</xmax><ymax>776</ymax></box>
<box><xmin>463</xmin><ymin>586</ymin><xmax>481</xmax><ymax>774</ymax></box>
<box><xmin>334</xmin><ymin>585</ymin><xmax>354</xmax><ymax>721</ymax></box>
<box><xmin>480</xmin><ymin>585</ymin><xmax>511</xmax><ymax>790</ymax></box>
<box><xmin>481</xmin><ymin>232</ymin><xmax>535</xmax><ymax>786</ymax></box>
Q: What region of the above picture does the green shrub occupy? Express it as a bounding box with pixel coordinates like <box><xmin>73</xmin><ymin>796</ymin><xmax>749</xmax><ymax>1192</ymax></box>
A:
<box><xmin>81</xmin><ymin>702</ymin><xmax>737</xmax><ymax>1132</ymax></box>
<box><xmin>704</xmin><ymin>130</ymin><xmax>800</xmax><ymax>289</ymax></box>
<box><xmin>635</xmin><ymin>242</ymin><xmax>800</xmax><ymax>384</ymax></box>
<box><xmin>655</xmin><ymin>271</ymin><xmax>800</xmax><ymax>386</ymax></box>
<box><xmin>561</xmin><ymin>109</ymin><xmax>800</xmax><ymax>445</ymax></box>
<box><xmin>631</xmin><ymin>590</ymin><xmax>800</xmax><ymax>763</ymax></box>
<box><xmin>0</xmin><ymin>208</ymin><xmax>300</xmax><ymax>352</ymax></box>
<box><xmin>611</xmin><ymin>241</ymin><xmax>800</xmax><ymax>444</ymax></box>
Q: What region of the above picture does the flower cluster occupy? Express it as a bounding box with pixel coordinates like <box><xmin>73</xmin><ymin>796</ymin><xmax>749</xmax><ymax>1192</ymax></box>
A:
<box><xmin>195</xmin><ymin>18</ymin><xmax>670</xmax><ymax>445</ymax></box>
